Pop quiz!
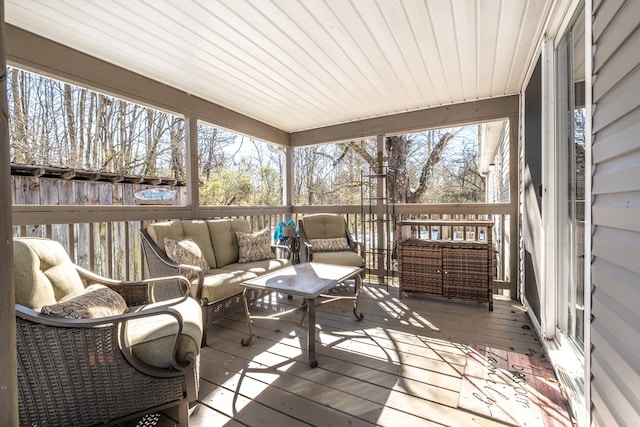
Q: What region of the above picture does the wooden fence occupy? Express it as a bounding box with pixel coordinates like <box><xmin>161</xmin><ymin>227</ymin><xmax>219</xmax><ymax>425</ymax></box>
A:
<box><xmin>11</xmin><ymin>170</ymin><xmax>512</xmax><ymax>290</ymax></box>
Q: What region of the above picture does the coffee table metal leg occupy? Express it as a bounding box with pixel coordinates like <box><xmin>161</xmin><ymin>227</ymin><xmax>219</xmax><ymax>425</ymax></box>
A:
<box><xmin>240</xmin><ymin>287</ymin><xmax>253</xmax><ymax>346</ymax></box>
<box><xmin>299</xmin><ymin>298</ymin><xmax>308</xmax><ymax>323</ymax></box>
<box><xmin>307</xmin><ymin>298</ymin><xmax>317</xmax><ymax>368</ymax></box>
<box><xmin>353</xmin><ymin>275</ymin><xmax>364</xmax><ymax>321</ymax></box>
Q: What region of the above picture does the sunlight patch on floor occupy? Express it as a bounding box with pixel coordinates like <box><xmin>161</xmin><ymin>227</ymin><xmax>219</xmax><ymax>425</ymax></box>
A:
<box><xmin>377</xmin><ymin>297</ymin><xmax>440</xmax><ymax>331</ymax></box>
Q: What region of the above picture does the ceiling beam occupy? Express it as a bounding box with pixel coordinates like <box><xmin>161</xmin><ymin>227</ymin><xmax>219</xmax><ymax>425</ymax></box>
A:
<box><xmin>5</xmin><ymin>24</ymin><xmax>289</xmax><ymax>146</ymax></box>
<box><xmin>290</xmin><ymin>95</ymin><xmax>520</xmax><ymax>147</ymax></box>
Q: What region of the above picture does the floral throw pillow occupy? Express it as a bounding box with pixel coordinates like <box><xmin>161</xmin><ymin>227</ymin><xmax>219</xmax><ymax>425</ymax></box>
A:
<box><xmin>236</xmin><ymin>229</ymin><xmax>275</xmax><ymax>263</ymax></box>
<box><xmin>309</xmin><ymin>237</ymin><xmax>350</xmax><ymax>252</ymax></box>
<box><xmin>164</xmin><ymin>238</ymin><xmax>210</xmax><ymax>273</ymax></box>
<box><xmin>41</xmin><ymin>284</ymin><xmax>127</xmax><ymax>319</ymax></box>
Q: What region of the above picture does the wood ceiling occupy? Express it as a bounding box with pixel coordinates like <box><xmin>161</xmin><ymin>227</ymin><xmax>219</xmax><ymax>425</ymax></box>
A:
<box><xmin>6</xmin><ymin>0</ymin><xmax>552</xmax><ymax>135</ymax></box>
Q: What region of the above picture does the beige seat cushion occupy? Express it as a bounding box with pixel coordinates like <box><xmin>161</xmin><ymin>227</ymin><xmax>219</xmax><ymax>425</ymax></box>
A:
<box><xmin>13</xmin><ymin>238</ymin><xmax>86</xmax><ymax>310</ymax></box>
<box><xmin>310</xmin><ymin>251</ymin><xmax>364</xmax><ymax>267</ymax></box>
<box><xmin>221</xmin><ymin>258</ymin><xmax>290</xmax><ymax>277</ymax></box>
<box><xmin>127</xmin><ymin>296</ymin><xmax>203</xmax><ymax>369</ymax></box>
<box><xmin>196</xmin><ymin>268</ymin><xmax>258</xmax><ymax>302</ymax></box>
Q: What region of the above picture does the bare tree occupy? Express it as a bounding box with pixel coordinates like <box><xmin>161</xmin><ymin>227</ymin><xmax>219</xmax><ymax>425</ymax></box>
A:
<box><xmin>63</xmin><ymin>84</ymin><xmax>77</xmax><ymax>166</ymax></box>
<box><xmin>8</xmin><ymin>68</ymin><xmax>485</xmax><ymax>206</ymax></box>
<box><xmin>169</xmin><ymin>117</ymin><xmax>185</xmax><ymax>179</ymax></box>
<box><xmin>9</xmin><ymin>69</ymin><xmax>29</xmax><ymax>163</ymax></box>
<box><xmin>9</xmin><ymin>68</ymin><xmax>185</xmax><ymax>177</ymax></box>
<box><xmin>336</xmin><ymin>131</ymin><xmax>452</xmax><ymax>203</ymax></box>
<box><xmin>197</xmin><ymin>125</ymin><xmax>235</xmax><ymax>179</ymax></box>
<box><xmin>437</xmin><ymin>136</ymin><xmax>485</xmax><ymax>202</ymax></box>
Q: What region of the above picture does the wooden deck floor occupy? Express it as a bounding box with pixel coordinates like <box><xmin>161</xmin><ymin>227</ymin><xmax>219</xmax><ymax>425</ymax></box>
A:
<box><xmin>147</xmin><ymin>282</ymin><xmax>559</xmax><ymax>427</ymax></box>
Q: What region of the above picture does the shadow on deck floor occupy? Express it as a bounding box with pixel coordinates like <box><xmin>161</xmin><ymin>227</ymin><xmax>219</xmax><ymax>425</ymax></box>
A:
<box><xmin>125</xmin><ymin>282</ymin><xmax>571</xmax><ymax>426</ymax></box>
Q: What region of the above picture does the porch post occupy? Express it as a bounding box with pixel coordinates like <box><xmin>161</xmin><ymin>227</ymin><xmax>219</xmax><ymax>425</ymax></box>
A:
<box><xmin>284</xmin><ymin>147</ymin><xmax>293</xmax><ymax>213</ymax></box>
<box><xmin>375</xmin><ymin>134</ymin><xmax>386</xmax><ymax>285</ymax></box>
<box><xmin>509</xmin><ymin>113</ymin><xmax>519</xmax><ymax>299</ymax></box>
<box><xmin>185</xmin><ymin>115</ymin><xmax>199</xmax><ymax>218</ymax></box>
<box><xmin>0</xmin><ymin>0</ymin><xmax>20</xmax><ymax>424</ymax></box>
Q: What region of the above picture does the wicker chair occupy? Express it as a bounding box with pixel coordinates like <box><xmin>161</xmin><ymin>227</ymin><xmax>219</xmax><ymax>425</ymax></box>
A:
<box><xmin>297</xmin><ymin>213</ymin><xmax>363</xmax><ymax>295</ymax></box>
<box><xmin>13</xmin><ymin>237</ymin><xmax>202</xmax><ymax>427</ymax></box>
<box><xmin>298</xmin><ymin>214</ymin><xmax>365</xmax><ymax>267</ymax></box>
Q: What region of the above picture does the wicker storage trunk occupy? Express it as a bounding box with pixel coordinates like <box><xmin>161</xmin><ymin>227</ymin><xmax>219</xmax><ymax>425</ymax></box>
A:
<box><xmin>398</xmin><ymin>238</ymin><xmax>493</xmax><ymax>310</ymax></box>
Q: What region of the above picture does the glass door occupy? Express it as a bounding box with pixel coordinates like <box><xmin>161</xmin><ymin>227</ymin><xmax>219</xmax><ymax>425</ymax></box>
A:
<box><xmin>556</xmin><ymin>5</ymin><xmax>585</xmax><ymax>354</ymax></box>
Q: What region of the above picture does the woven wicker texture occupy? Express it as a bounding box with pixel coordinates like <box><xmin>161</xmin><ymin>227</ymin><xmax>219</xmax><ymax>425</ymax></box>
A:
<box><xmin>140</xmin><ymin>229</ymin><xmax>189</xmax><ymax>302</ymax></box>
<box><xmin>398</xmin><ymin>242</ymin><xmax>443</xmax><ymax>294</ymax></box>
<box><xmin>16</xmin><ymin>317</ymin><xmax>189</xmax><ymax>426</ymax></box>
<box><xmin>398</xmin><ymin>237</ymin><xmax>492</xmax><ymax>310</ymax></box>
<box><xmin>442</xmin><ymin>246</ymin><xmax>489</xmax><ymax>300</ymax></box>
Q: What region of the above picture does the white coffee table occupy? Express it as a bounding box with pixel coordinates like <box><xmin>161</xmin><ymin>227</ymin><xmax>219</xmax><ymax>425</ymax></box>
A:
<box><xmin>240</xmin><ymin>262</ymin><xmax>364</xmax><ymax>368</ymax></box>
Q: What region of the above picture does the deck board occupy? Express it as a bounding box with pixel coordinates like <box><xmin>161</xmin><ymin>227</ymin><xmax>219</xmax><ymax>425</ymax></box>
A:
<box><xmin>144</xmin><ymin>283</ymin><xmax>562</xmax><ymax>426</ymax></box>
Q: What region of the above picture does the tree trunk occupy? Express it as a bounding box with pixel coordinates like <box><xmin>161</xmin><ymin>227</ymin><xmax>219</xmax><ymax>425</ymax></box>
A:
<box><xmin>410</xmin><ymin>132</ymin><xmax>452</xmax><ymax>202</ymax></box>
<box><xmin>386</xmin><ymin>135</ymin><xmax>410</xmax><ymax>202</ymax></box>
<box><xmin>10</xmin><ymin>69</ymin><xmax>28</xmax><ymax>163</ymax></box>
<box><xmin>64</xmin><ymin>84</ymin><xmax>77</xmax><ymax>167</ymax></box>
<box><xmin>78</xmin><ymin>88</ymin><xmax>86</xmax><ymax>168</ymax></box>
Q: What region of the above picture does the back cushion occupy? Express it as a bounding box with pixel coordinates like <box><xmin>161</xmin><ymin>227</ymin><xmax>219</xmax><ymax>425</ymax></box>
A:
<box><xmin>13</xmin><ymin>238</ymin><xmax>85</xmax><ymax>310</ymax></box>
<box><xmin>303</xmin><ymin>214</ymin><xmax>346</xmax><ymax>239</ymax></box>
<box><xmin>181</xmin><ymin>220</ymin><xmax>217</xmax><ymax>269</ymax></box>
<box><xmin>207</xmin><ymin>219</ymin><xmax>251</xmax><ymax>267</ymax></box>
<box><xmin>147</xmin><ymin>220</ymin><xmax>184</xmax><ymax>253</ymax></box>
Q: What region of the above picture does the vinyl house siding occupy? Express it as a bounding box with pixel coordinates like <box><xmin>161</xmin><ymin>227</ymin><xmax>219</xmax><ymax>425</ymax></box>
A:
<box><xmin>490</xmin><ymin>123</ymin><xmax>511</xmax><ymax>205</ymax></box>
<box><xmin>590</xmin><ymin>0</ymin><xmax>640</xmax><ymax>425</ymax></box>
<box><xmin>484</xmin><ymin>121</ymin><xmax>511</xmax><ymax>282</ymax></box>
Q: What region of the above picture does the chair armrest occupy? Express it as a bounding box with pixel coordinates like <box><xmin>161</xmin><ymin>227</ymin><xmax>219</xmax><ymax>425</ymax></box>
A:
<box><xmin>302</xmin><ymin>240</ymin><xmax>315</xmax><ymax>262</ymax></box>
<box><xmin>271</xmin><ymin>244</ymin><xmax>291</xmax><ymax>259</ymax></box>
<box><xmin>139</xmin><ymin>228</ymin><xmax>182</xmax><ymax>273</ymax></box>
<box><xmin>140</xmin><ymin>232</ymin><xmax>206</xmax><ymax>303</ymax></box>
<box><xmin>173</xmin><ymin>263</ymin><xmax>206</xmax><ymax>301</ymax></box>
<box><xmin>75</xmin><ymin>265</ymin><xmax>190</xmax><ymax>305</ymax></box>
<box><xmin>351</xmin><ymin>240</ymin><xmax>365</xmax><ymax>254</ymax></box>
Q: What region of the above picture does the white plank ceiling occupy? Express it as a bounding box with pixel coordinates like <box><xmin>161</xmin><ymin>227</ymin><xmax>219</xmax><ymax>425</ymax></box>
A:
<box><xmin>5</xmin><ymin>0</ymin><xmax>552</xmax><ymax>133</ymax></box>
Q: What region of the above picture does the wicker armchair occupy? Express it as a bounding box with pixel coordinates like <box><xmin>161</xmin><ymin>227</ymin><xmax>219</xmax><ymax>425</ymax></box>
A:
<box><xmin>14</xmin><ymin>237</ymin><xmax>202</xmax><ymax>427</ymax></box>
<box><xmin>298</xmin><ymin>214</ymin><xmax>365</xmax><ymax>294</ymax></box>
<box><xmin>298</xmin><ymin>213</ymin><xmax>365</xmax><ymax>268</ymax></box>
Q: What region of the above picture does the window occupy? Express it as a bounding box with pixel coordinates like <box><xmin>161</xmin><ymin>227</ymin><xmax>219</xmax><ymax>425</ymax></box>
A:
<box><xmin>197</xmin><ymin>122</ymin><xmax>283</xmax><ymax>206</ymax></box>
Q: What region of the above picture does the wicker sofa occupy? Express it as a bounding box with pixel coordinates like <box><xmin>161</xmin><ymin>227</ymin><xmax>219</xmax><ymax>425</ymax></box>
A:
<box><xmin>14</xmin><ymin>237</ymin><xmax>201</xmax><ymax>426</ymax></box>
<box><xmin>140</xmin><ymin>218</ymin><xmax>290</xmax><ymax>343</ymax></box>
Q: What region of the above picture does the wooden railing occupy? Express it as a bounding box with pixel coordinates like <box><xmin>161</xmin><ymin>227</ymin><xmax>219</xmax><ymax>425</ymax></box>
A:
<box><xmin>12</xmin><ymin>203</ymin><xmax>512</xmax><ymax>291</ymax></box>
